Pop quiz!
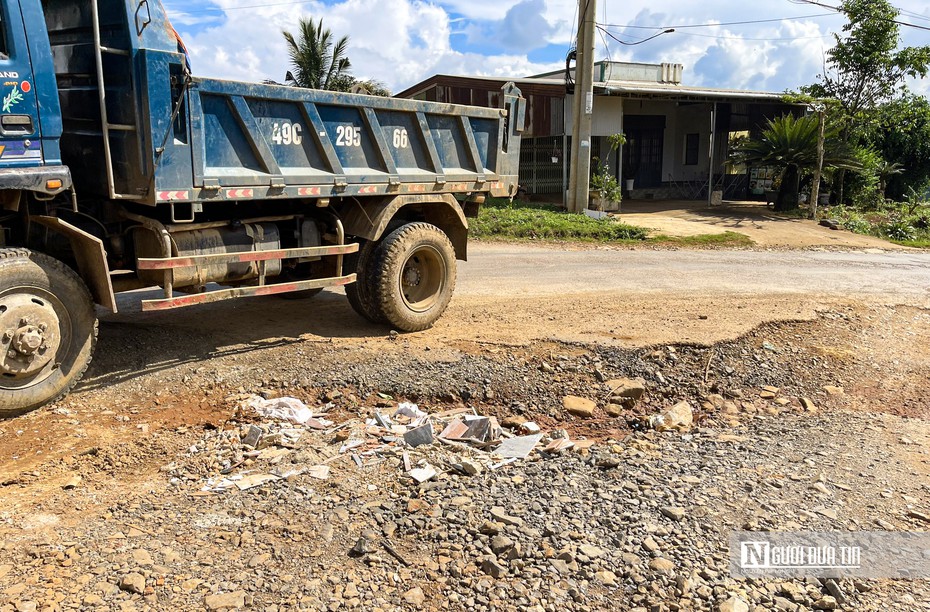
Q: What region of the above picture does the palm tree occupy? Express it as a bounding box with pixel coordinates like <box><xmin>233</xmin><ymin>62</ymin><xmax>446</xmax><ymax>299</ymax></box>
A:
<box><xmin>732</xmin><ymin>114</ymin><xmax>861</xmax><ymax>211</ymax></box>
<box><xmin>877</xmin><ymin>160</ymin><xmax>904</xmax><ymax>198</ymax></box>
<box><xmin>282</xmin><ymin>18</ymin><xmax>351</xmax><ymax>91</ymax></box>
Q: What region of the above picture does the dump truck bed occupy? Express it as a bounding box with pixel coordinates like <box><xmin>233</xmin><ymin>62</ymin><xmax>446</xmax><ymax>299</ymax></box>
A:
<box><xmin>40</xmin><ymin>0</ymin><xmax>523</xmax><ymax>207</ymax></box>
<box><xmin>150</xmin><ymin>75</ymin><xmax>523</xmax><ymax>206</ymax></box>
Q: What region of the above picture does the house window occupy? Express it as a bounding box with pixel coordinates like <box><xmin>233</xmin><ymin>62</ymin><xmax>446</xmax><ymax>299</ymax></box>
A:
<box><xmin>685</xmin><ymin>133</ymin><xmax>700</xmax><ymax>166</ymax></box>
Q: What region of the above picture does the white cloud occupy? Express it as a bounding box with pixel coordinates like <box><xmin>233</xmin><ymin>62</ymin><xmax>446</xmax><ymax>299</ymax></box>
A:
<box><xmin>169</xmin><ymin>0</ymin><xmax>929</xmax><ymax>95</ymax></box>
<box><xmin>176</xmin><ymin>0</ymin><xmax>561</xmax><ymax>92</ymax></box>
<box><xmin>464</xmin><ymin>0</ymin><xmax>560</xmax><ymax>53</ymax></box>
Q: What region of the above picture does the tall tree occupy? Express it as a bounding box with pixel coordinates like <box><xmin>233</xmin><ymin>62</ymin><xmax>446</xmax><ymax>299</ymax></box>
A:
<box><xmin>282</xmin><ymin>18</ymin><xmax>351</xmax><ymax>90</ymax></box>
<box><xmin>803</xmin><ymin>0</ymin><xmax>930</xmax><ymax>202</ymax></box>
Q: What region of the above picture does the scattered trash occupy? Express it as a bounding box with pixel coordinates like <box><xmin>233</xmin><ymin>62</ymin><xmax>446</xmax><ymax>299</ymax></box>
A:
<box><xmin>495</xmin><ymin>434</ymin><xmax>543</xmax><ymax>459</ymax></box>
<box><xmin>544</xmin><ymin>439</ymin><xmax>575</xmax><ymax>453</ymax></box>
<box><xmin>439</xmin><ymin>415</ymin><xmax>500</xmax><ymax>445</ymax></box>
<box><xmin>234</xmin><ymin>473</ymin><xmax>279</xmax><ymax>491</ymax></box>
<box><xmin>242</xmin><ymin>425</ymin><xmax>263</xmax><ymax>448</ymax></box>
<box><xmin>249</xmin><ymin>396</ymin><xmax>332</xmax><ymax>427</ymax></box>
<box><xmin>408</xmin><ymin>464</ymin><xmax>438</xmax><ymax>483</ymax></box>
<box><xmin>490</xmin><ymin>458</ymin><xmax>519</xmax><ymax>470</ymax></box>
<box><xmin>394</xmin><ymin>402</ymin><xmax>427</xmax><ymax>421</ymax></box>
<box><xmin>186</xmin><ymin>394</ymin><xmax>564</xmax><ymax>497</ymax></box>
<box><xmin>306</xmin><ymin>465</ymin><xmax>330</xmax><ymax>480</ymax></box>
<box><xmin>404</xmin><ymin>422</ymin><xmax>434</xmax><ymax>448</ymax></box>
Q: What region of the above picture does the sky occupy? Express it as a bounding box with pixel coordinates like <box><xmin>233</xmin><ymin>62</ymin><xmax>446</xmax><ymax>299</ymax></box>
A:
<box><xmin>163</xmin><ymin>0</ymin><xmax>930</xmax><ymax>95</ymax></box>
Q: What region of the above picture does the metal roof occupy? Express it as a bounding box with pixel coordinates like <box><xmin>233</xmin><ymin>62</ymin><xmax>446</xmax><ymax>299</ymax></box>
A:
<box><xmin>396</xmin><ymin>74</ymin><xmax>791</xmax><ymax>104</ymax></box>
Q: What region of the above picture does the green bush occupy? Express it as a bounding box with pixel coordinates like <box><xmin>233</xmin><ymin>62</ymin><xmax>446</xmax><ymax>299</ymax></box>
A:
<box><xmin>880</xmin><ymin>217</ymin><xmax>917</xmax><ymax>242</ymax></box>
<box><xmin>821</xmin><ymin>201</ymin><xmax>930</xmax><ymax>246</ymax></box>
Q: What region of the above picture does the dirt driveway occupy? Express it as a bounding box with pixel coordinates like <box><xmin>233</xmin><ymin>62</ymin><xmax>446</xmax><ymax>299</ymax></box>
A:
<box><xmin>620</xmin><ymin>200</ymin><xmax>906</xmax><ymax>249</ymax></box>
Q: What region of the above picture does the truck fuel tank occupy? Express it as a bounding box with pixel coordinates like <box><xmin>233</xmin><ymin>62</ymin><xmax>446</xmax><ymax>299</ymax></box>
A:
<box><xmin>135</xmin><ymin>223</ymin><xmax>282</xmax><ymax>289</ymax></box>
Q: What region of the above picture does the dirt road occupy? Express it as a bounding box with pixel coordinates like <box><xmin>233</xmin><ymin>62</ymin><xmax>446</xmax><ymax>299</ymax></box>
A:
<box><xmin>104</xmin><ymin>243</ymin><xmax>930</xmax><ymax>355</ymax></box>
<box><xmin>460</xmin><ymin>243</ymin><xmax>930</xmax><ymax>300</ymax></box>
<box><xmin>1</xmin><ymin>243</ymin><xmax>929</xmax><ymax>611</ymax></box>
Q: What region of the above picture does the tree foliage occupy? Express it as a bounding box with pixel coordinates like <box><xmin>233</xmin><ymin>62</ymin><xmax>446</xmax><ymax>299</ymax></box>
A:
<box><xmin>867</xmin><ymin>95</ymin><xmax>930</xmax><ymax>200</ymax></box>
<box><xmin>282</xmin><ymin>18</ymin><xmax>351</xmax><ymax>91</ymax></box>
<box><xmin>280</xmin><ymin>18</ymin><xmax>390</xmax><ymax>96</ymax></box>
<box><xmin>799</xmin><ymin>0</ymin><xmax>930</xmax><ymax>205</ymax></box>
<box><xmin>731</xmin><ymin>114</ymin><xmax>861</xmax><ymax>211</ymax></box>
<box><xmin>808</xmin><ymin>0</ymin><xmax>930</xmax><ymax>120</ymax></box>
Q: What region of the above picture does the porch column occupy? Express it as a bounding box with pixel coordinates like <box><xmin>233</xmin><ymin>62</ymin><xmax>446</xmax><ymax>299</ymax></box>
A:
<box><xmin>706</xmin><ymin>101</ymin><xmax>717</xmax><ymax>207</ymax></box>
<box><xmin>618</xmin><ymin>98</ymin><xmax>625</xmax><ymax>185</ymax></box>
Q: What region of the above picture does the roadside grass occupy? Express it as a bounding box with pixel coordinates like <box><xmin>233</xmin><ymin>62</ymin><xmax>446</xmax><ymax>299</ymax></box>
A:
<box><xmin>472</xmin><ymin>199</ymin><xmax>754</xmax><ymax>247</ymax></box>
<box><xmin>471</xmin><ymin>199</ymin><xmax>649</xmax><ymax>242</ymax></box>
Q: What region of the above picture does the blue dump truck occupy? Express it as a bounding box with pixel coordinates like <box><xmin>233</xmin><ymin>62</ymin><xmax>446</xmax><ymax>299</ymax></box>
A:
<box><xmin>0</xmin><ymin>0</ymin><xmax>524</xmax><ymax>415</ymax></box>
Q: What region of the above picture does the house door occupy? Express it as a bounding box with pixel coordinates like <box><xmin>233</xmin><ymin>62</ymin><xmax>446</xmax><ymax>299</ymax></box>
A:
<box><xmin>624</xmin><ymin>116</ymin><xmax>666</xmax><ymax>188</ymax></box>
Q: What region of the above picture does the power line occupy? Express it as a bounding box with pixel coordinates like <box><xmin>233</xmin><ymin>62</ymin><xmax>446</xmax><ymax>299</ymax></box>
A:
<box><xmin>596</xmin><ymin>26</ymin><xmax>676</xmax><ymax>46</ymax></box>
<box><xmin>670</xmin><ymin>30</ymin><xmax>834</xmax><ymax>42</ymax></box>
<box><xmin>897</xmin><ymin>7</ymin><xmax>930</xmax><ymax>23</ymax></box>
<box><xmin>599</xmin><ymin>13</ymin><xmax>836</xmax><ymax>30</ymax></box>
<box><xmin>789</xmin><ymin>0</ymin><xmax>930</xmax><ymax>32</ymax></box>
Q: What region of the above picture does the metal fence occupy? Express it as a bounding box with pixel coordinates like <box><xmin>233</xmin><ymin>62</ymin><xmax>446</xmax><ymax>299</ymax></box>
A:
<box><xmin>519</xmin><ymin>136</ymin><xmax>566</xmax><ymax>195</ymax></box>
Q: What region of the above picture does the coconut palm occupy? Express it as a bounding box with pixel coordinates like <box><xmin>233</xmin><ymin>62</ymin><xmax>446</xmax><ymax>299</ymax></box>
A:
<box><xmin>282</xmin><ymin>18</ymin><xmax>351</xmax><ymax>91</ymax></box>
<box><xmin>731</xmin><ymin>113</ymin><xmax>861</xmax><ymax>211</ymax></box>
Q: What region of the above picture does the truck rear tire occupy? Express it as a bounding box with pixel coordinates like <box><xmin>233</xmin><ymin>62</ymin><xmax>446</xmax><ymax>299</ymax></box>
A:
<box><xmin>0</xmin><ymin>249</ymin><xmax>97</xmax><ymax>418</ymax></box>
<box><xmin>346</xmin><ymin>239</ymin><xmax>385</xmax><ymax>324</ymax></box>
<box><xmin>369</xmin><ymin>223</ymin><xmax>456</xmax><ymax>332</ymax></box>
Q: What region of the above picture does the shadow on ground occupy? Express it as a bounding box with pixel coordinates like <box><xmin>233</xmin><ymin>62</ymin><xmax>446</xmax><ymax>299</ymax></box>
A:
<box><xmin>80</xmin><ymin>289</ymin><xmax>386</xmax><ymax>392</ymax></box>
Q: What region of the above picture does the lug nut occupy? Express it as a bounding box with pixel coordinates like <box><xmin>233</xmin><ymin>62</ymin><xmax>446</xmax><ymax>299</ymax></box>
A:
<box><xmin>2</xmin><ymin>331</ymin><xmax>11</xmax><ymax>342</ymax></box>
<box><xmin>38</xmin><ymin>323</ymin><xmax>48</xmax><ymax>332</ymax></box>
<box><xmin>19</xmin><ymin>318</ymin><xmax>28</xmax><ymax>326</ymax></box>
<box><xmin>7</xmin><ymin>350</ymin><xmax>16</xmax><ymax>358</ymax></box>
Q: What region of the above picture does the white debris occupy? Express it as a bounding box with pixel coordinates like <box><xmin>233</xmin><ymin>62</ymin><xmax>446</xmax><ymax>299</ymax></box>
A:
<box><xmin>408</xmin><ymin>464</ymin><xmax>438</xmax><ymax>483</ymax></box>
<box><xmin>395</xmin><ymin>402</ymin><xmax>427</xmax><ymax>421</ymax></box>
<box><xmin>250</xmin><ymin>396</ymin><xmax>316</xmax><ymax>425</ymax></box>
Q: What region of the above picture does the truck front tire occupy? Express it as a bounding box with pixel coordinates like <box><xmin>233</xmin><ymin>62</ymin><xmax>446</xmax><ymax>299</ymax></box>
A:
<box><xmin>0</xmin><ymin>249</ymin><xmax>97</xmax><ymax>418</ymax></box>
<box><xmin>368</xmin><ymin>223</ymin><xmax>456</xmax><ymax>332</ymax></box>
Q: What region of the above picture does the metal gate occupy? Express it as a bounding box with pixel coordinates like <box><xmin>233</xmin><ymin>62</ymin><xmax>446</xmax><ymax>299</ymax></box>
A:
<box><xmin>519</xmin><ymin>136</ymin><xmax>565</xmax><ymax>195</ymax></box>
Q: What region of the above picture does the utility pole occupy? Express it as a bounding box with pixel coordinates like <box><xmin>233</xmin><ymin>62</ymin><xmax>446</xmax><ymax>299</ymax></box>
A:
<box><xmin>809</xmin><ymin>104</ymin><xmax>826</xmax><ymax>220</ymax></box>
<box><xmin>567</xmin><ymin>0</ymin><xmax>596</xmax><ymax>213</ymax></box>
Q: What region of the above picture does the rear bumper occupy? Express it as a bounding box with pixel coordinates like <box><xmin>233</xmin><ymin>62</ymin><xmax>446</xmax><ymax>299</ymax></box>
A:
<box><xmin>0</xmin><ymin>165</ymin><xmax>72</xmax><ymax>195</ymax></box>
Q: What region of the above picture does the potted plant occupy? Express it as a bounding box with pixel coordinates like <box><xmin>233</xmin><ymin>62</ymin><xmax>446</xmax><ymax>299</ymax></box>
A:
<box><xmin>590</xmin><ymin>161</ymin><xmax>623</xmax><ymax>211</ymax></box>
<box><xmin>588</xmin><ymin>133</ymin><xmax>626</xmax><ymax>212</ymax></box>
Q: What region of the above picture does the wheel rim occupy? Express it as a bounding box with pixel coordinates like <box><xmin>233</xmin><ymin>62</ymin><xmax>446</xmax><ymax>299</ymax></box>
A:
<box><xmin>0</xmin><ymin>287</ymin><xmax>70</xmax><ymax>390</ymax></box>
<box><xmin>399</xmin><ymin>245</ymin><xmax>444</xmax><ymax>313</ymax></box>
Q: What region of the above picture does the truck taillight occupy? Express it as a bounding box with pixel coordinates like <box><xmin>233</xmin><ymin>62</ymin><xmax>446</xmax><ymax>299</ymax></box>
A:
<box><xmin>46</xmin><ymin>180</ymin><xmax>62</xmax><ymax>190</ymax></box>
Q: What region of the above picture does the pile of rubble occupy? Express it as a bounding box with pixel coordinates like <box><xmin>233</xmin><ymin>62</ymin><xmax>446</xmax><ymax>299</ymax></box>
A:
<box><xmin>167</xmin><ymin>394</ymin><xmax>603</xmax><ymax>495</ymax></box>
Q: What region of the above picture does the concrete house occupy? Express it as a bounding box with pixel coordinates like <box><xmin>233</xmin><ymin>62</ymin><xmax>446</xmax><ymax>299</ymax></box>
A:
<box><xmin>396</xmin><ymin>61</ymin><xmax>801</xmax><ymax>205</ymax></box>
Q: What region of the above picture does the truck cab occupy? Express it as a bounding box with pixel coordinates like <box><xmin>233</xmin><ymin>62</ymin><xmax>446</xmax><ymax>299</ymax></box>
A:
<box><xmin>0</xmin><ymin>0</ymin><xmax>71</xmax><ymax>199</ymax></box>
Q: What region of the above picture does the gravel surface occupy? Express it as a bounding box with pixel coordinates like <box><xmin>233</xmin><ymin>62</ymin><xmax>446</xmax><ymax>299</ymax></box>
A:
<box><xmin>0</xmin><ymin>302</ymin><xmax>928</xmax><ymax>611</ymax></box>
